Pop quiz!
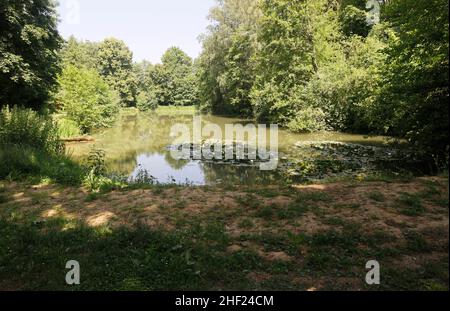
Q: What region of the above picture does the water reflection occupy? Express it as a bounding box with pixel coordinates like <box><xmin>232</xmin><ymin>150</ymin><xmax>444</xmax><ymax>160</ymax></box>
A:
<box><xmin>68</xmin><ymin>110</ymin><xmax>390</xmax><ymax>185</ymax></box>
<box><xmin>131</xmin><ymin>153</ymin><xmax>206</xmax><ymax>185</ymax></box>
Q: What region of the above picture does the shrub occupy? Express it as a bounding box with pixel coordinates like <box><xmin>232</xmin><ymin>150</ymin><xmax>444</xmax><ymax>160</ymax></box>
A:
<box><xmin>54</xmin><ymin>116</ymin><xmax>81</xmax><ymax>139</ymax></box>
<box><xmin>0</xmin><ymin>106</ymin><xmax>84</xmax><ymax>185</ymax></box>
<box><xmin>56</xmin><ymin>65</ymin><xmax>120</xmax><ymax>133</ymax></box>
<box><xmin>136</xmin><ymin>91</ymin><xmax>158</xmax><ymax>112</ymax></box>
<box><xmin>0</xmin><ymin>106</ymin><xmax>63</xmax><ymax>155</ymax></box>
<box><xmin>340</xmin><ymin>5</ymin><xmax>372</xmax><ymax>37</ymax></box>
<box><xmin>287</xmin><ymin>107</ymin><xmax>328</xmax><ymax>133</ymax></box>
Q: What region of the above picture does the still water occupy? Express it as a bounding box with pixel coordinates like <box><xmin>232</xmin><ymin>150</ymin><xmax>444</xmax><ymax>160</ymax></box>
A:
<box><xmin>68</xmin><ymin>110</ymin><xmax>390</xmax><ymax>185</ymax></box>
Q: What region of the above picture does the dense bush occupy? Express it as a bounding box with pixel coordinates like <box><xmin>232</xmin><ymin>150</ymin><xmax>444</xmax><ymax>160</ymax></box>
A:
<box><xmin>0</xmin><ymin>144</ymin><xmax>85</xmax><ymax>185</ymax></box>
<box><xmin>340</xmin><ymin>5</ymin><xmax>372</xmax><ymax>37</ymax></box>
<box><xmin>54</xmin><ymin>116</ymin><xmax>81</xmax><ymax>139</ymax></box>
<box><xmin>136</xmin><ymin>91</ymin><xmax>158</xmax><ymax>112</ymax></box>
<box><xmin>56</xmin><ymin>65</ymin><xmax>120</xmax><ymax>133</ymax></box>
<box><xmin>0</xmin><ymin>106</ymin><xmax>85</xmax><ymax>184</ymax></box>
<box><xmin>287</xmin><ymin>107</ymin><xmax>328</xmax><ymax>133</ymax></box>
<box><xmin>0</xmin><ymin>106</ymin><xmax>63</xmax><ymax>155</ymax></box>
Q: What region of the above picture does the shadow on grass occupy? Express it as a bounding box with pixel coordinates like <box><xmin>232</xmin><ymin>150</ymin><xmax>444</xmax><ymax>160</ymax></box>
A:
<box><xmin>0</xmin><ymin>217</ymin><xmax>266</xmax><ymax>291</ymax></box>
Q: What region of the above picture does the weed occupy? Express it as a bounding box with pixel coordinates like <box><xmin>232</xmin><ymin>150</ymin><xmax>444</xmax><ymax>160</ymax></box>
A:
<box><xmin>368</xmin><ymin>191</ymin><xmax>385</xmax><ymax>202</ymax></box>
<box><xmin>334</xmin><ymin>203</ymin><xmax>361</xmax><ymax>209</ymax></box>
<box><xmin>238</xmin><ymin>218</ymin><xmax>254</xmax><ymax>229</ymax></box>
<box><xmin>295</xmin><ymin>191</ymin><xmax>331</xmax><ymax>203</ymax></box>
<box><xmin>255</xmin><ymin>205</ymin><xmax>275</xmax><ymax>220</ymax></box>
<box><xmin>396</xmin><ymin>193</ymin><xmax>426</xmax><ymax>216</ymax></box>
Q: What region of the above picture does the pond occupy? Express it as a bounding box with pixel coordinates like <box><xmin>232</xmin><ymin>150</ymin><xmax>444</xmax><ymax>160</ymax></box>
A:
<box><xmin>67</xmin><ymin>110</ymin><xmax>398</xmax><ymax>185</ymax></box>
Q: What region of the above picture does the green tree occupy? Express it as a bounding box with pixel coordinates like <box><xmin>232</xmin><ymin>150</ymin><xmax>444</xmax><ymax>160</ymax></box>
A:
<box><xmin>97</xmin><ymin>38</ymin><xmax>138</xmax><ymax>107</ymax></box>
<box><xmin>375</xmin><ymin>0</ymin><xmax>449</xmax><ymax>162</ymax></box>
<box><xmin>0</xmin><ymin>0</ymin><xmax>62</xmax><ymax>109</ymax></box>
<box><xmin>60</xmin><ymin>36</ymin><xmax>99</xmax><ymax>70</ymax></box>
<box><xmin>147</xmin><ymin>64</ymin><xmax>171</xmax><ymax>107</ymax></box>
<box><xmin>133</xmin><ymin>60</ymin><xmax>158</xmax><ymax>111</ymax></box>
<box><xmin>160</xmin><ymin>47</ymin><xmax>198</xmax><ymax>106</ymax></box>
<box><xmin>134</xmin><ymin>60</ymin><xmax>153</xmax><ymax>92</ymax></box>
<box><xmin>251</xmin><ymin>0</ymin><xmax>342</xmax><ymax>126</ymax></box>
<box><xmin>56</xmin><ymin>65</ymin><xmax>119</xmax><ymax>133</ymax></box>
<box><xmin>197</xmin><ymin>0</ymin><xmax>260</xmax><ymax>116</ymax></box>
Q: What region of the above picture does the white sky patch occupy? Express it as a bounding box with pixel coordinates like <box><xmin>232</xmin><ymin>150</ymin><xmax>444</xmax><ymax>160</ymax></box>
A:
<box><xmin>57</xmin><ymin>0</ymin><xmax>215</xmax><ymax>63</ymax></box>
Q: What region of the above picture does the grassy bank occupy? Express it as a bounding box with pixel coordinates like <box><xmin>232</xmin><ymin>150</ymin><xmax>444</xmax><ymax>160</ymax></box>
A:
<box><xmin>0</xmin><ymin>176</ymin><xmax>448</xmax><ymax>290</ymax></box>
<box><xmin>156</xmin><ymin>105</ymin><xmax>198</xmax><ymax>115</ymax></box>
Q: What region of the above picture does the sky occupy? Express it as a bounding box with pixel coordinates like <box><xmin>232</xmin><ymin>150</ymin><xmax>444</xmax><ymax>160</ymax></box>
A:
<box><xmin>57</xmin><ymin>0</ymin><xmax>216</xmax><ymax>64</ymax></box>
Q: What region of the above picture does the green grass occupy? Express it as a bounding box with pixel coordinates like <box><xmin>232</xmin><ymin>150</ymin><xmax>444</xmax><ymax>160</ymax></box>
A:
<box><xmin>295</xmin><ymin>191</ymin><xmax>331</xmax><ymax>203</ymax></box>
<box><xmin>85</xmin><ymin>192</ymin><xmax>104</xmax><ymax>202</ymax></box>
<box><xmin>0</xmin><ymin>145</ymin><xmax>86</xmax><ymax>186</ymax></box>
<box><xmin>276</xmin><ymin>202</ymin><xmax>311</xmax><ymax>219</ymax></box>
<box><xmin>0</xmin><ymin>216</ymin><xmax>271</xmax><ymax>291</ymax></box>
<box><xmin>156</xmin><ymin>105</ymin><xmax>198</xmax><ymax>115</ymax></box>
<box><xmin>396</xmin><ymin>193</ymin><xmax>426</xmax><ymax>216</ymax></box>
<box><xmin>29</xmin><ymin>191</ymin><xmax>50</xmax><ymax>205</ymax></box>
<box><xmin>0</xmin><ymin>184</ymin><xmax>7</xmax><ymax>204</ymax></box>
<box><xmin>334</xmin><ymin>203</ymin><xmax>361</xmax><ymax>210</ymax></box>
<box><xmin>368</xmin><ymin>191</ymin><xmax>386</xmax><ymax>202</ymax></box>
<box><xmin>255</xmin><ymin>205</ymin><xmax>276</xmax><ymax>220</ymax></box>
<box><xmin>235</xmin><ymin>194</ymin><xmax>260</xmax><ymax>209</ymax></box>
<box><xmin>380</xmin><ymin>257</ymin><xmax>449</xmax><ymax>291</ymax></box>
<box><xmin>250</xmin><ymin>188</ymin><xmax>281</xmax><ymax>198</ymax></box>
<box><xmin>172</xmin><ymin>199</ymin><xmax>187</xmax><ymax>209</ymax></box>
<box><xmin>1</xmin><ymin>171</ymin><xmax>448</xmax><ymax>290</ymax></box>
<box><xmin>0</xmin><ymin>194</ymin><xmax>7</xmax><ymax>204</ymax></box>
<box><xmin>0</xmin><ymin>199</ymin><xmax>447</xmax><ymax>290</ymax></box>
<box><xmin>238</xmin><ymin>218</ymin><xmax>255</xmax><ymax>229</ymax></box>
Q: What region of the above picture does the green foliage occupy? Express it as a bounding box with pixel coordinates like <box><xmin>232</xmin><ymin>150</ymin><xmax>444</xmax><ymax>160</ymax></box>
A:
<box><xmin>159</xmin><ymin>47</ymin><xmax>198</xmax><ymax>106</ymax></box>
<box><xmin>59</xmin><ymin>36</ymin><xmax>139</xmax><ymax>110</ymax></box>
<box><xmin>201</xmin><ymin>0</ymin><xmax>377</xmax><ymax>124</ymax></box>
<box><xmin>136</xmin><ymin>91</ymin><xmax>158</xmax><ymax>112</ymax></box>
<box><xmin>218</xmin><ymin>32</ymin><xmax>256</xmax><ymax>116</ymax></box>
<box><xmin>134</xmin><ymin>60</ymin><xmax>153</xmax><ymax>90</ymax></box>
<box><xmin>374</xmin><ymin>0</ymin><xmax>449</xmax><ymax>163</ymax></box>
<box><xmin>0</xmin><ymin>106</ymin><xmax>63</xmax><ymax>155</ymax></box>
<box><xmin>132</xmin><ymin>47</ymin><xmax>198</xmax><ymax>109</ymax></box>
<box><xmin>251</xmin><ymin>0</ymin><xmax>345</xmax><ymax>126</ymax></box>
<box><xmin>197</xmin><ymin>0</ymin><xmax>260</xmax><ymax>116</ymax></box>
<box><xmin>82</xmin><ymin>148</ymin><xmax>110</xmax><ymax>191</ymax></box>
<box><xmin>340</xmin><ymin>5</ymin><xmax>372</xmax><ymax>37</ymax></box>
<box><xmin>56</xmin><ymin>65</ymin><xmax>120</xmax><ymax>133</ymax></box>
<box><xmin>0</xmin><ymin>0</ymin><xmax>62</xmax><ymax>109</ymax></box>
<box><xmin>54</xmin><ymin>117</ymin><xmax>81</xmax><ymax>139</ymax></box>
<box><xmin>287</xmin><ymin>107</ymin><xmax>328</xmax><ymax>132</ymax></box>
<box><xmin>301</xmin><ymin>30</ymin><xmax>387</xmax><ymax>132</ymax></box>
<box><xmin>60</xmin><ymin>36</ymin><xmax>99</xmax><ymax>69</ymax></box>
<box><xmin>86</xmin><ymin>148</ymin><xmax>107</xmax><ymax>177</ymax></box>
<box><xmin>0</xmin><ymin>106</ymin><xmax>84</xmax><ymax>184</ymax></box>
<box><xmin>97</xmin><ymin>38</ymin><xmax>138</xmax><ymax>107</ymax></box>
<box><xmin>146</xmin><ymin>64</ymin><xmax>171</xmax><ymax>106</ymax></box>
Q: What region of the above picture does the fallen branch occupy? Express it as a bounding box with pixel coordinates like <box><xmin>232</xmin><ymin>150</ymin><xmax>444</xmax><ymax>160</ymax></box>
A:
<box><xmin>61</xmin><ymin>136</ymin><xmax>95</xmax><ymax>143</ymax></box>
